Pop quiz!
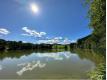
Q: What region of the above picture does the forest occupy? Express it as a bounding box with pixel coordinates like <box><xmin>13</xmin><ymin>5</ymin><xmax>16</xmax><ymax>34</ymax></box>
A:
<box><xmin>0</xmin><ymin>39</ymin><xmax>70</xmax><ymax>51</ymax></box>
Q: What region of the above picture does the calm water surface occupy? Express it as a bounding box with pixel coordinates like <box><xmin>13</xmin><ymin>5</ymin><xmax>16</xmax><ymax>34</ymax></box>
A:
<box><xmin>0</xmin><ymin>50</ymin><xmax>105</xmax><ymax>79</ymax></box>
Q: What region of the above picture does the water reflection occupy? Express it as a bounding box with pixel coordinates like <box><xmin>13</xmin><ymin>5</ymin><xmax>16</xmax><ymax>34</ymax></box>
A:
<box><xmin>0</xmin><ymin>49</ymin><xmax>67</xmax><ymax>61</ymax></box>
<box><xmin>35</xmin><ymin>52</ymin><xmax>72</xmax><ymax>61</ymax></box>
<box><xmin>17</xmin><ymin>60</ymin><xmax>46</xmax><ymax>76</ymax></box>
<box><xmin>72</xmin><ymin>49</ymin><xmax>105</xmax><ymax>65</ymax></box>
<box><xmin>16</xmin><ymin>52</ymin><xmax>73</xmax><ymax>76</ymax></box>
<box><xmin>0</xmin><ymin>49</ymin><xmax>105</xmax><ymax>79</ymax></box>
<box><xmin>0</xmin><ymin>65</ymin><xmax>2</xmax><ymax>71</ymax></box>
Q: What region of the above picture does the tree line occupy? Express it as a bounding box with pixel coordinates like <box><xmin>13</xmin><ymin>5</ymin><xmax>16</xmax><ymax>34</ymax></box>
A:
<box><xmin>0</xmin><ymin>39</ymin><xmax>52</xmax><ymax>50</ymax></box>
<box><xmin>0</xmin><ymin>39</ymin><xmax>70</xmax><ymax>51</ymax></box>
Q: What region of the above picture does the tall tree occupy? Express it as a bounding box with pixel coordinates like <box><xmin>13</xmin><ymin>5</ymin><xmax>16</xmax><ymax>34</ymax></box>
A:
<box><xmin>88</xmin><ymin>0</ymin><xmax>106</xmax><ymax>49</ymax></box>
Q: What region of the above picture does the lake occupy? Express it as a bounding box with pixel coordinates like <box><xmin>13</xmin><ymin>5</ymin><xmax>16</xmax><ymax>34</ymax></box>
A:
<box><xmin>0</xmin><ymin>49</ymin><xmax>105</xmax><ymax>79</ymax></box>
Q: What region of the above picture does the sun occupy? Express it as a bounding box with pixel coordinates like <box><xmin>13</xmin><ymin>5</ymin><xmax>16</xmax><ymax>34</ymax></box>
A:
<box><xmin>30</xmin><ymin>3</ymin><xmax>39</xmax><ymax>13</ymax></box>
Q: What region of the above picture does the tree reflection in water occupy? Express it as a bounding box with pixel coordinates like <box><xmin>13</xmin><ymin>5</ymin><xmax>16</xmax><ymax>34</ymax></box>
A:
<box><xmin>0</xmin><ymin>49</ymin><xmax>105</xmax><ymax>79</ymax></box>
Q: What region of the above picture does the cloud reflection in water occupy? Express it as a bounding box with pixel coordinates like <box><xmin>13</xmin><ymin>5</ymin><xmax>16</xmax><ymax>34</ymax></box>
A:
<box><xmin>16</xmin><ymin>52</ymin><xmax>72</xmax><ymax>76</ymax></box>
<box><xmin>35</xmin><ymin>52</ymin><xmax>72</xmax><ymax>61</ymax></box>
<box><xmin>17</xmin><ymin>60</ymin><xmax>46</xmax><ymax>76</ymax></box>
<box><xmin>0</xmin><ymin>65</ymin><xmax>2</xmax><ymax>71</ymax></box>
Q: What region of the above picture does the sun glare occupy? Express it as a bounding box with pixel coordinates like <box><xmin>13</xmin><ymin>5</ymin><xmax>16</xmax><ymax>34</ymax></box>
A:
<box><xmin>30</xmin><ymin>3</ymin><xmax>39</xmax><ymax>13</ymax></box>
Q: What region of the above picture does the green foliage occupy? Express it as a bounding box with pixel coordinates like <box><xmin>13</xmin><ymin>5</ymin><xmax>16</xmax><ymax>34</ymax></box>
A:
<box><xmin>72</xmin><ymin>0</ymin><xmax>106</xmax><ymax>51</ymax></box>
<box><xmin>88</xmin><ymin>63</ymin><xmax>106</xmax><ymax>80</ymax></box>
<box><xmin>0</xmin><ymin>39</ymin><xmax>54</xmax><ymax>50</ymax></box>
<box><xmin>53</xmin><ymin>44</ymin><xmax>69</xmax><ymax>49</ymax></box>
<box><xmin>88</xmin><ymin>0</ymin><xmax>106</xmax><ymax>48</ymax></box>
<box><xmin>70</xmin><ymin>2</ymin><xmax>106</xmax><ymax>79</ymax></box>
<box><xmin>0</xmin><ymin>39</ymin><xmax>70</xmax><ymax>51</ymax></box>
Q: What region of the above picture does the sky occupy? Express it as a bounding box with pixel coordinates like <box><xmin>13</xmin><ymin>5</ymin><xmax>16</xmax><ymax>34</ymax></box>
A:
<box><xmin>0</xmin><ymin>0</ymin><xmax>92</xmax><ymax>44</ymax></box>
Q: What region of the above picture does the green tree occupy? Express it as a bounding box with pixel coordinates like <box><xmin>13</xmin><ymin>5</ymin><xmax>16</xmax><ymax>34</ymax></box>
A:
<box><xmin>88</xmin><ymin>0</ymin><xmax>106</xmax><ymax>49</ymax></box>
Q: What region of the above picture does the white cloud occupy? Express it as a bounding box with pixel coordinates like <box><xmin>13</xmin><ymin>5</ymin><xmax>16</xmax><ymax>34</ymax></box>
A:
<box><xmin>22</xmin><ymin>41</ymin><xmax>28</xmax><ymax>43</ymax></box>
<box><xmin>36</xmin><ymin>37</ymin><xmax>72</xmax><ymax>44</ymax></box>
<box><xmin>54</xmin><ymin>37</ymin><xmax>63</xmax><ymax>40</ymax></box>
<box><xmin>61</xmin><ymin>38</ymin><xmax>71</xmax><ymax>44</ymax></box>
<box><xmin>22</xmin><ymin>34</ymin><xmax>32</xmax><ymax>36</ymax></box>
<box><xmin>36</xmin><ymin>37</ymin><xmax>62</xmax><ymax>44</ymax></box>
<box><xmin>22</xmin><ymin>27</ymin><xmax>46</xmax><ymax>38</ymax></box>
<box><xmin>21</xmin><ymin>27</ymin><xmax>74</xmax><ymax>44</ymax></box>
<box><xmin>70</xmin><ymin>40</ymin><xmax>77</xmax><ymax>43</ymax></box>
<box><xmin>0</xmin><ymin>28</ymin><xmax>10</xmax><ymax>35</ymax></box>
<box><xmin>36</xmin><ymin>39</ymin><xmax>59</xmax><ymax>44</ymax></box>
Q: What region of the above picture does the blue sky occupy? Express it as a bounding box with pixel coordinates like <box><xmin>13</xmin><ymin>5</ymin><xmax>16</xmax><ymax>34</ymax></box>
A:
<box><xmin>0</xmin><ymin>0</ymin><xmax>92</xmax><ymax>44</ymax></box>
